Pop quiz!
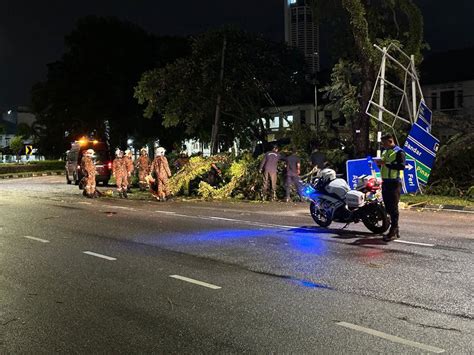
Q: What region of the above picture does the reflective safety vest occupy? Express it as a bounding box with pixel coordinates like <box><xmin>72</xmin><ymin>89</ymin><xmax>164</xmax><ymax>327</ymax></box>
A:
<box><xmin>381</xmin><ymin>146</ymin><xmax>404</xmax><ymax>180</ymax></box>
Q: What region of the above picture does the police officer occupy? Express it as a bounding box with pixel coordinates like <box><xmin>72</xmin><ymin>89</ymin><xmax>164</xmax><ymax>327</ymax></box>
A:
<box><xmin>136</xmin><ymin>148</ymin><xmax>150</xmax><ymax>191</ymax></box>
<box><xmin>81</xmin><ymin>148</ymin><xmax>96</xmax><ymax>198</ymax></box>
<box><xmin>376</xmin><ymin>133</ymin><xmax>406</xmax><ymax>241</ymax></box>
<box><xmin>259</xmin><ymin>144</ymin><xmax>281</xmax><ymax>201</ymax></box>
<box><xmin>112</xmin><ymin>149</ymin><xmax>128</xmax><ymax>198</ymax></box>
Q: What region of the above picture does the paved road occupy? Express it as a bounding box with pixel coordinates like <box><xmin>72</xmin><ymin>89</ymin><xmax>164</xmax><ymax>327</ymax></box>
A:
<box><xmin>1</xmin><ymin>176</ymin><xmax>473</xmax><ymax>353</ymax></box>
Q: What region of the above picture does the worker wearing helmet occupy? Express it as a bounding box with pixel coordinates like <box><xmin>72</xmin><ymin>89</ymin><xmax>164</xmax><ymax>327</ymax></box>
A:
<box><xmin>112</xmin><ymin>149</ymin><xmax>128</xmax><ymax>198</ymax></box>
<box><xmin>150</xmin><ymin>147</ymin><xmax>172</xmax><ymax>201</ymax></box>
<box><xmin>80</xmin><ymin>148</ymin><xmax>97</xmax><ymax>198</ymax></box>
<box><xmin>124</xmin><ymin>149</ymin><xmax>134</xmax><ymax>193</ymax></box>
<box><xmin>135</xmin><ymin>148</ymin><xmax>150</xmax><ymax>191</ymax></box>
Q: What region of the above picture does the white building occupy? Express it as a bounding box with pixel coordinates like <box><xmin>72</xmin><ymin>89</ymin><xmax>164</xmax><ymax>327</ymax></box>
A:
<box><xmin>421</xmin><ymin>48</ymin><xmax>474</xmax><ymax>142</ymax></box>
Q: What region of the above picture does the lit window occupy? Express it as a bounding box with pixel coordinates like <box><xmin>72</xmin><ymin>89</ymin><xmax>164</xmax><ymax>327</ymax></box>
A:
<box><xmin>270</xmin><ymin>117</ymin><xmax>280</xmax><ymax>129</ymax></box>
<box><xmin>283</xmin><ymin>115</ymin><xmax>293</xmax><ymax>128</ymax></box>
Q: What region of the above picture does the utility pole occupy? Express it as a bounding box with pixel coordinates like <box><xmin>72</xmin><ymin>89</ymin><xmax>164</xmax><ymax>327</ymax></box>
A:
<box><xmin>376</xmin><ymin>47</ymin><xmax>387</xmax><ymax>158</ymax></box>
<box><xmin>211</xmin><ymin>35</ymin><xmax>227</xmax><ymax>155</ymax></box>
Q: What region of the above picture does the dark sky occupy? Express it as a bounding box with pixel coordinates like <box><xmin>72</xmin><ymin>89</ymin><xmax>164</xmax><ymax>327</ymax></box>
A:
<box><xmin>1</xmin><ymin>0</ymin><xmax>473</xmax><ymax>109</ymax></box>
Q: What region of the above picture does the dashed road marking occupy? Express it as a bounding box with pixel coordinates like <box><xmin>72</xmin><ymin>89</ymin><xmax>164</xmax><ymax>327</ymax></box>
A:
<box><xmin>83</xmin><ymin>251</ymin><xmax>117</xmax><ymax>261</ymax></box>
<box><xmin>394</xmin><ymin>240</ymin><xmax>435</xmax><ymax>247</ymax></box>
<box><xmin>336</xmin><ymin>321</ymin><xmax>445</xmax><ymax>353</ymax></box>
<box><xmin>169</xmin><ymin>275</ymin><xmax>222</xmax><ymax>290</ymax></box>
<box><xmin>24</xmin><ymin>236</ymin><xmax>50</xmax><ymax>243</ymax></box>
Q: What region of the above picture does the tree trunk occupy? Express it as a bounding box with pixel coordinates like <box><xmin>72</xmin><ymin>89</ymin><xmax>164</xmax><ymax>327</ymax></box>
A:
<box><xmin>353</xmin><ymin>77</ymin><xmax>372</xmax><ymax>157</ymax></box>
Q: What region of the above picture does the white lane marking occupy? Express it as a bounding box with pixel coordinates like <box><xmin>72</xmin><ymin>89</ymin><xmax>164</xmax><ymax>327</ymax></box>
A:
<box><xmin>336</xmin><ymin>322</ymin><xmax>445</xmax><ymax>353</ymax></box>
<box><xmin>169</xmin><ymin>275</ymin><xmax>221</xmax><ymax>290</ymax></box>
<box><xmin>24</xmin><ymin>236</ymin><xmax>50</xmax><ymax>243</ymax></box>
<box><xmin>108</xmin><ymin>206</ymin><xmax>135</xmax><ymax>211</ymax></box>
<box><xmin>83</xmin><ymin>251</ymin><xmax>117</xmax><ymax>261</ymax></box>
<box><xmin>78</xmin><ymin>201</ymin><xmax>92</xmax><ymax>205</ymax></box>
<box><xmin>155</xmin><ymin>210</ymin><xmax>177</xmax><ymax>215</ymax></box>
<box><xmin>394</xmin><ymin>240</ymin><xmax>435</xmax><ymax>247</ymax></box>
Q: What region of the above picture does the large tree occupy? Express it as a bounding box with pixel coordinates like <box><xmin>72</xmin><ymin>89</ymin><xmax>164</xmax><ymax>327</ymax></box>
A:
<box><xmin>310</xmin><ymin>0</ymin><xmax>424</xmax><ymax>156</ymax></box>
<box><xmin>31</xmin><ymin>16</ymin><xmax>189</xmax><ymax>157</ymax></box>
<box><xmin>134</xmin><ymin>28</ymin><xmax>310</xmax><ymax>151</ymax></box>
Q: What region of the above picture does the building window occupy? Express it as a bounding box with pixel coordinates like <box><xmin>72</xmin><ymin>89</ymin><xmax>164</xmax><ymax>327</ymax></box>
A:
<box><xmin>431</xmin><ymin>92</ymin><xmax>437</xmax><ymax>110</ymax></box>
<box><xmin>440</xmin><ymin>90</ymin><xmax>455</xmax><ymax>110</ymax></box>
<box><xmin>300</xmin><ymin>110</ymin><xmax>306</xmax><ymax>125</ymax></box>
<box><xmin>457</xmin><ymin>90</ymin><xmax>463</xmax><ymax>108</ymax></box>
<box><xmin>283</xmin><ymin>115</ymin><xmax>293</xmax><ymax>128</ymax></box>
<box><xmin>270</xmin><ymin>116</ymin><xmax>280</xmax><ymax>129</ymax></box>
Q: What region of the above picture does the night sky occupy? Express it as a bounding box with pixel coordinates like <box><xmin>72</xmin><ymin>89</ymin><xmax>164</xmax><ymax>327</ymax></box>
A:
<box><xmin>1</xmin><ymin>0</ymin><xmax>473</xmax><ymax>109</ymax></box>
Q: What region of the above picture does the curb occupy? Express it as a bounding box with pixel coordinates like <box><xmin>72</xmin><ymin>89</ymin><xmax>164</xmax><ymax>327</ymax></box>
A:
<box><xmin>401</xmin><ymin>202</ymin><xmax>474</xmax><ymax>213</ymax></box>
<box><xmin>0</xmin><ymin>171</ymin><xmax>65</xmax><ymax>180</ymax></box>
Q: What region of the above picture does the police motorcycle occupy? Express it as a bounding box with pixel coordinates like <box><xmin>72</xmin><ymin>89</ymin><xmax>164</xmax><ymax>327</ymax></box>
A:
<box><xmin>300</xmin><ymin>168</ymin><xmax>390</xmax><ymax>234</ymax></box>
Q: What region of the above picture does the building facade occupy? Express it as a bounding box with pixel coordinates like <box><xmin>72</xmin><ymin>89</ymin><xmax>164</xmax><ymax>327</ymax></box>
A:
<box><xmin>284</xmin><ymin>0</ymin><xmax>319</xmax><ymax>74</ymax></box>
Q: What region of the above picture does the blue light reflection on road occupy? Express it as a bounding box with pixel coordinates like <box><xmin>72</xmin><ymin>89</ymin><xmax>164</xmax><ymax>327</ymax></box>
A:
<box><xmin>135</xmin><ymin>228</ymin><xmax>327</xmax><ymax>256</ymax></box>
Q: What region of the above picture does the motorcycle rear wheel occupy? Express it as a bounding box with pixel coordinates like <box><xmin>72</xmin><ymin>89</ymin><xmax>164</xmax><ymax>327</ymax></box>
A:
<box><xmin>362</xmin><ymin>203</ymin><xmax>390</xmax><ymax>234</ymax></box>
<box><xmin>310</xmin><ymin>202</ymin><xmax>332</xmax><ymax>228</ymax></box>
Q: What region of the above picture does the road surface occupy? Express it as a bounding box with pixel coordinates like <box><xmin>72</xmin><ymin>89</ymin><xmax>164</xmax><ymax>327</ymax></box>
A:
<box><xmin>1</xmin><ymin>176</ymin><xmax>473</xmax><ymax>353</ymax></box>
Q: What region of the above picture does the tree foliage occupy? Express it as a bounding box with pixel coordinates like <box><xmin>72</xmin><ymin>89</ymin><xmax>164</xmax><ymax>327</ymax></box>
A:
<box><xmin>31</xmin><ymin>16</ymin><xmax>189</xmax><ymax>158</ymax></box>
<box><xmin>135</xmin><ymin>28</ymin><xmax>309</xmax><ymax>149</ymax></box>
<box><xmin>310</xmin><ymin>0</ymin><xmax>424</xmax><ymax>156</ymax></box>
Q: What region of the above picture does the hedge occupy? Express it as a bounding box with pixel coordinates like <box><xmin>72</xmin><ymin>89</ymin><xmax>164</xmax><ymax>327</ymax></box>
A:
<box><xmin>0</xmin><ymin>161</ymin><xmax>65</xmax><ymax>174</ymax></box>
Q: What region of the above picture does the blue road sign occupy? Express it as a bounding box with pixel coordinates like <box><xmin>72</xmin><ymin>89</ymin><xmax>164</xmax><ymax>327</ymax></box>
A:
<box><xmin>401</xmin><ymin>159</ymin><xmax>420</xmax><ymax>194</ymax></box>
<box><xmin>403</xmin><ymin>123</ymin><xmax>440</xmax><ymax>185</ymax></box>
<box><xmin>416</xmin><ymin>100</ymin><xmax>432</xmax><ymax>132</ymax></box>
<box><xmin>346</xmin><ymin>158</ymin><xmax>380</xmax><ymax>189</ymax></box>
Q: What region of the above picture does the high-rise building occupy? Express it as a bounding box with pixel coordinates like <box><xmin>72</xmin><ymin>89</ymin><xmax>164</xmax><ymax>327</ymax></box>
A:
<box><xmin>284</xmin><ymin>0</ymin><xmax>320</xmax><ymax>74</ymax></box>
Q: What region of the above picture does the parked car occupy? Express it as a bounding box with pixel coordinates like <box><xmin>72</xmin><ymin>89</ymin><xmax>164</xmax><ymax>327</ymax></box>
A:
<box><xmin>65</xmin><ymin>139</ymin><xmax>112</xmax><ymax>187</ymax></box>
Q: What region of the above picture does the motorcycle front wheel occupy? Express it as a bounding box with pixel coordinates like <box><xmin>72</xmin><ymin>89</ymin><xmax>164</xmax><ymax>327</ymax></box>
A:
<box><xmin>362</xmin><ymin>203</ymin><xmax>390</xmax><ymax>234</ymax></box>
<box><xmin>310</xmin><ymin>202</ymin><xmax>332</xmax><ymax>228</ymax></box>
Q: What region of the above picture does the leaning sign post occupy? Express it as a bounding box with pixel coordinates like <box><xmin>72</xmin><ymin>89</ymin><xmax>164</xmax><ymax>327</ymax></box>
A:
<box><xmin>364</xmin><ymin>43</ymin><xmax>440</xmax><ymax>193</ymax></box>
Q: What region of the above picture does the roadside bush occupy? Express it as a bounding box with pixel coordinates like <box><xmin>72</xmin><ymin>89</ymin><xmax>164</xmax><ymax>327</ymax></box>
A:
<box><xmin>428</xmin><ymin>133</ymin><xmax>474</xmax><ymax>197</ymax></box>
<box><xmin>0</xmin><ymin>160</ymin><xmax>64</xmax><ymax>174</ymax></box>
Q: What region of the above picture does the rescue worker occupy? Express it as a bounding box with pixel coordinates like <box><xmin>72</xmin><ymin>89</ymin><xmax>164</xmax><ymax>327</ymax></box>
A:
<box><xmin>124</xmin><ymin>149</ymin><xmax>134</xmax><ymax>193</ymax></box>
<box><xmin>150</xmin><ymin>147</ymin><xmax>172</xmax><ymax>202</ymax></box>
<box><xmin>375</xmin><ymin>133</ymin><xmax>406</xmax><ymax>241</ymax></box>
<box><xmin>112</xmin><ymin>149</ymin><xmax>128</xmax><ymax>198</ymax></box>
<box><xmin>259</xmin><ymin>144</ymin><xmax>281</xmax><ymax>201</ymax></box>
<box><xmin>285</xmin><ymin>147</ymin><xmax>301</xmax><ymax>202</ymax></box>
<box><xmin>81</xmin><ymin>148</ymin><xmax>97</xmax><ymax>198</ymax></box>
<box><xmin>136</xmin><ymin>148</ymin><xmax>150</xmax><ymax>191</ymax></box>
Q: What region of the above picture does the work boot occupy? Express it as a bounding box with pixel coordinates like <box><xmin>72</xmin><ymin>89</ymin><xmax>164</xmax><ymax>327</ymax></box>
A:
<box><xmin>383</xmin><ymin>227</ymin><xmax>400</xmax><ymax>242</ymax></box>
<box><xmin>123</xmin><ymin>190</ymin><xmax>128</xmax><ymax>199</ymax></box>
<box><xmin>271</xmin><ymin>192</ymin><xmax>277</xmax><ymax>202</ymax></box>
<box><xmin>118</xmin><ymin>191</ymin><xmax>123</xmax><ymax>199</ymax></box>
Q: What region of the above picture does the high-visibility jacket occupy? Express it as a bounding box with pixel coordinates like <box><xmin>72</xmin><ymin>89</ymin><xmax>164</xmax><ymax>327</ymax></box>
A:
<box><xmin>381</xmin><ymin>145</ymin><xmax>406</xmax><ymax>181</ymax></box>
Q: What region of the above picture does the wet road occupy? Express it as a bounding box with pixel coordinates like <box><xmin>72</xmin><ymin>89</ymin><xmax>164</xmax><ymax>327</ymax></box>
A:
<box><xmin>1</xmin><ymin>176</ymin><xmax>473</xmax><ymax>353</ymax></box>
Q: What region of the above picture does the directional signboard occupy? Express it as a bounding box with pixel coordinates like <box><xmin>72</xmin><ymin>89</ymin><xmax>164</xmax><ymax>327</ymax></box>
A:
<box><xmin>403</xmin><ymin>123</ymin><xmax>439</xmax><ymax>185</ymax></box>
<box><xmin>401</xmin><ymin>159</ymin><xmax>420</xmax><ymax>194</ymax></box>
<box><xmin>346</xmin><ymin>158</ymin><xmax>380</xmax><ymax>189</ymax></box>
<box><xmin>25</xmin><ymin>145</ymin><xmax>33</xmax><ymax>155</ymax></box>
<box><xmin>415</xmin><ymin>100</ymin><xmax>432</xmax><ymax>132</ymax></box>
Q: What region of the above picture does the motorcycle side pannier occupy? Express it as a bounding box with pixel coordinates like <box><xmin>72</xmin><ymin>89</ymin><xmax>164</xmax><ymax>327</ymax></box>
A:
<box><xmin>325</xmin><ymin>178</ymin><xmax>350</xmax><ymax>199</ymax></box>
<box><xmin>346</xmin><ymin>190</ymin><xmax>365</xmax><ymax>207</ymax></box>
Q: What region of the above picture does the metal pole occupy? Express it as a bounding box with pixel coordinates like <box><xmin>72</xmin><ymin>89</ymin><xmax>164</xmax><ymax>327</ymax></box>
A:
<box><xmin>376</xmin><ymin>47</ymin><xmax>387</xmax><ymax>158</ymax></box>
<box><xmin>411</xmin><ymin>55</ymin><xmax>417</xmax><ymax>124</ymax></box>
<box><xmin>211</xmin><ymin>36</ymin><xmax>227</xmax><ymax>155</ymax></box>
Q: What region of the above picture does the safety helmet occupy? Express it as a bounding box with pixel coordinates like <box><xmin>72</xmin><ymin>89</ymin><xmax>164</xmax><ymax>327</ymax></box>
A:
<box><xmin>115</xmin><ymin>149</ymin><xmax>123</xmax><ymax>158</ymax></box>
<box><xmin>319</xmin><ymin>168</ymin><xmax>336</xmax><ymax>182</ymax></box>
<box><xmin>140</xmin><ymin>148</ymin><xmax>147</xmax><ymax>155</ymax></box>
<box><xmin>156</xmin><ymin>147</ymin><xmax>166</xmax><ymax>156</ymax></box>
<box><xmin>125</xmin><ymin>149</ymin><xmax>132</xmax><ymax>157</ymax></box>
<box><xmin>85</xmin><ymin>149</ymin><xmax>94</xmax><ymax>157</ymax></box>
